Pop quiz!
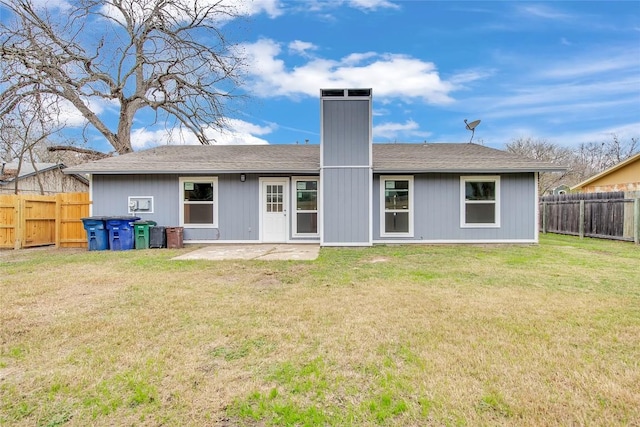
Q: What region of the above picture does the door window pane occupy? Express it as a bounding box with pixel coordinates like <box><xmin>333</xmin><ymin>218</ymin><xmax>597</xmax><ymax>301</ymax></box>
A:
<box><xmin>266</xmin><ymin>184</ymin><xmax>283</xmax><ymax>213</ymax></box>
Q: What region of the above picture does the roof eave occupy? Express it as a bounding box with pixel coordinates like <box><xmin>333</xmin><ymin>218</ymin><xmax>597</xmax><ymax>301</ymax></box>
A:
<box><xmin>66</xmin><ymin>168</ymin><xmax>321</xmax><ymax>175</ymax></box>
<box><xmin>373</xmin><ymin>167</ymin><xmax>567</xmax><ymax>174</ymax></box>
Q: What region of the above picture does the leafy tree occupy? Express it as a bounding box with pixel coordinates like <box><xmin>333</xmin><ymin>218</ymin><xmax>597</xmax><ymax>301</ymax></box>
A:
<box><xmin>0</xmin><ymin>0</ymin><xmax>245</xmax><ymax>155</ymax></box>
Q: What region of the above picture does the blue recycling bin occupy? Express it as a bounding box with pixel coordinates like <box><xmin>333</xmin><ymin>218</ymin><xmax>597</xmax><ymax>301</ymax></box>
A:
<box><xmin>81</xmin><ymin>217</ymin><xmax>109</xmax><ymax>251</ymax></box>
<box><xmin>105</xmin><ymin>216</ymin><xmax>140</xmax><ymax>251</ymax></box>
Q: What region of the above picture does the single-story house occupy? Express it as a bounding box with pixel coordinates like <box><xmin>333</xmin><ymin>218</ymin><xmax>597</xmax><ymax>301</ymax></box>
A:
<box><xmin>65</xmin><ymin>88</ymin><xmax>563</xmax><ymax>246</ymax></box>
<box><xmin>571</xmin><ymin>152</ymin><xmax>640</xmax><ymax>193</ymax></box>
<box><xmin>0</xmin><ymin>162</ymin><xmax>89</xmax><ymax>194</ymax></box>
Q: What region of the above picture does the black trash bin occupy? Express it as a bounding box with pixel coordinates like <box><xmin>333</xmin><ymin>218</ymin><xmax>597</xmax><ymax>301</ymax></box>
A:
<box><xmin>149</xmin><ymin>226</ymin><xmax>166</xmax><ymax>249</ymax></box>
<box><xmin>81</xmin><ymin>217</ymin><xmax>109</xmax><ymax>251</ymax></box>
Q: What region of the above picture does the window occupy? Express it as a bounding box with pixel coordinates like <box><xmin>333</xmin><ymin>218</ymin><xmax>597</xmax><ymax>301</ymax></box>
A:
<box><xmin>461</xmin><ymin>176</ymin><xmax>500</xmax><ymax>227</ymax></box>
<box><xmin>180</xmin><ymin>177</ymin><xmax>218</xmax><ymax>227</ymax></box>
<box><xmin>381</xmin><ymin>176</ymin><xmax>413</xmax><ymax>237</ymax></box>
<box><xmin>293</xmin><ymin>178</ymin><xmax>318</xmax><ymax>236</ymax></box>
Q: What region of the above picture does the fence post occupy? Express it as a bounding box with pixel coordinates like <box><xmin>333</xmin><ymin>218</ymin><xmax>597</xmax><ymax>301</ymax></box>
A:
<box><xmin>542</xmin><ymin>202</ymin><xmax>547</xmax><ymax>234</ymax></box>
<box><xmin>13</xmin><ymin>196</ymin><xmax>23</xmax><ymax>249</ymax></box>
<box><xmin>579</xmin><ymin>200</ymin><xmax>585</xmax><ymax>239</ymax></box>
<box><xmin>55</xmin><ymin>193</ymin><xmax>62</xmax><ymax>248</ymax></box>
<box><xmin>635</xmin><ymin>198</ymin><xmax>639</xmax><ymax>245</ymax></box>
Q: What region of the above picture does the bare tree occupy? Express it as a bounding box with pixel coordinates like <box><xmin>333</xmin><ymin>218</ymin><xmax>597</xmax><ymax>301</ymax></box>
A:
<box><xmin>0</xmin><ymin>96</ymin><xmax>61</xmax><ymax>194</ymax></box>
<box><xmin>577</xmin><ymin>135</ymin><xmax>639</xmax><ymax>173</ymax></box>
<box><xmin>1</xmin><ymin>0</ymin><xmax>245</xmax><ymax>155</ymax></box>
<box><xmin>506</xmin><ymin>137</ymin><xmax>577</xmax><ymax>195</ymax></box>
<box><xmin>507</xmin><ymin>136</ymin><xmax>640</xmax><ymax>195</ymax></box>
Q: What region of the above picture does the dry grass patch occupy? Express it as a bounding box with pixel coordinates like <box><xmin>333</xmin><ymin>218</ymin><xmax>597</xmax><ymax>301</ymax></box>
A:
<box><xmin>1</xmin><ymin>235</ymin><xmax>639</xmax><ymax>426</ymax></box>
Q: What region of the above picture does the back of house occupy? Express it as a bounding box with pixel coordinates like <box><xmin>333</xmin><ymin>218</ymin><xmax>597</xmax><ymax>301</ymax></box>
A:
<box><xmin>65</xmin><ymin>89</ymin><xmax>563</xmax><ymax>246</ymax></box>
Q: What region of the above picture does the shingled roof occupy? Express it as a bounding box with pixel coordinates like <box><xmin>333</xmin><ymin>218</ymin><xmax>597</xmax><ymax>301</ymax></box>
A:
<box><xmin>64</xmin><ymin>143</ymin><xmax>564</xmax><ymax>175</ymax></box>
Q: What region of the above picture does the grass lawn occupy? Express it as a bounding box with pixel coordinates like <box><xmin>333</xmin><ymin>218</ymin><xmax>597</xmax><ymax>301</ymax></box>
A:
<box><xmin>1</xmin><ymin>234</ymin><xmax>639</xmax><ymax>426</ymax></box>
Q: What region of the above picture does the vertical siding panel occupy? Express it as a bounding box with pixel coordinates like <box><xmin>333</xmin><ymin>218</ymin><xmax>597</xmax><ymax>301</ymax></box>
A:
<box><xmin>321</xmin><ymin>95</ymin><xmax>371</xmax><ymax>245</ymax></box>
<box><xmin>92</xmin><ymin>174</ymin><xmax>178</xmax><ymax>226</ymax></box>
<box><xmin>378</xmin><ymin>172</ymin><xmax>536</xmax><ymax>242</ymax></box>
<box><xmin>218</xmin><ymin>174</ymin><xmax>260</xmax><ymax>241</ymax></box>
<box><xmin>322</xmin><ymin>100</ymin><xmax>370</xmax><ymax>167</ymax></box>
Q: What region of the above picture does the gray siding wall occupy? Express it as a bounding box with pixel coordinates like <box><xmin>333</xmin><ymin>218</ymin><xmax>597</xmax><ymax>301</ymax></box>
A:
<box><xmin>322</xmin><ymin>99</ymin><xmax>370</xmax><ymax>167</ymax></box>
<box><xmin>216</xmin><ymin>174</ymin><xmax>259</xmax><ymax>241</ymax></box>
<box><xmin>321</xmin><ymin>96</ymin><xmax>371</xmax><ymax>245</ymax></box>
<box><xmin>322</xmin><ymin>168</ymin><xmax>370</xmax><ymax>244</ymax></box>
<box><xmin>92</xmin><ymin>173</ymin><xmax>263</xmax><ymax>241</ymax></box>
<box><xmin>92</xmin><ymin>174</ymin><xmax>179</xmax><ymax>225</ymax></box>
<box><xmin>373</xmin><ymin>173</ymin><xmax>537</xmax><ymax>241</ymax></box>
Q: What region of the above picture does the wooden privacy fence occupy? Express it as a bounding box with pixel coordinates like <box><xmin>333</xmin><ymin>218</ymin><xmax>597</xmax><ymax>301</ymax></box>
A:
<box><xmin>539</xmin><ymin>191</ymin><xmax>640</xmax><ymax>244</ymax></box>
<box><xmin>0</xmin><ymin>192</ymin><xmax>90</xmax><ymax>249</ymax></box>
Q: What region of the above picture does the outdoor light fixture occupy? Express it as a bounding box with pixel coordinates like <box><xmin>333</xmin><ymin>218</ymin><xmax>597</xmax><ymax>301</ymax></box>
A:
<box><xmin>240</xmin><ymin>174</ymin><xmax>246</xmax><ymax>182</ymax></box>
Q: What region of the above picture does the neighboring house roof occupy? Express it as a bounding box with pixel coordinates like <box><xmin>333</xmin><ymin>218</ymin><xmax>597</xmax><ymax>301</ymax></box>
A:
<box><xmin>570</xmin><ymin>152</ymin><xmax>640</xmax><ymax>191</ymax></box>
<box><xmin>1</xmin><ymin>162</ymin><xmax>60</xmax><ymax>181</ymax></box>
<box><xmin>64</xmin><ymin>143</ymin><xmax>564</xmax><ymax>175</ymax></box>
<box><xmin>1</xmin><ymin>162</ymin><xmax>89</xmax><ymax>185</ymax></box>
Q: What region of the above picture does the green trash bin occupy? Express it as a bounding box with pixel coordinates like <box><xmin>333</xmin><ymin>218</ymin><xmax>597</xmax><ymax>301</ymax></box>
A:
<box><xmin>133</xmin><ymin>220</ymin><xmax>157</xmax><ymax>249</ymax></box>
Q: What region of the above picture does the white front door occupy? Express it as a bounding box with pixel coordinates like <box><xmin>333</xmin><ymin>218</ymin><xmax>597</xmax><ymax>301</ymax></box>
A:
<box><xmin>260</xmin><ymin>179</ymin><xmax>288</xmax><ymax>242</ymax></box>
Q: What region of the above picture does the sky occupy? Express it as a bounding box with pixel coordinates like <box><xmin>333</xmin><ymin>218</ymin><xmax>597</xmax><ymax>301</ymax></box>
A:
<box><xmin>4</xmin><ymin>0</ymin><xmax>640</xmax><ymax>152</ymax></box>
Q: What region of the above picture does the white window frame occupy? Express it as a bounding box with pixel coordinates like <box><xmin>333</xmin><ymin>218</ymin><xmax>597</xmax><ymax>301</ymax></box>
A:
<box><xmin>127</xmin><ymin>196</ymin><xmax>154</xmax><ymax>215</ymax></box>
<box><xmin>380</xmin><ymin>175</ymin><xmax>414</xmax><ymax>238</ymax></box>
<box><xmin>460</xmin><ymin>176</ymin><xmax>501</xmax><ymax>228</ymax></box>
<box><xmin>292</xmin><ymin>176</ymin><xmax>319</xmax><ymax>237</ymax></box>
<box><xmin>179</xmin><ymin>177</ymin><xmax>218</xmax><ymax>228</ymax></box>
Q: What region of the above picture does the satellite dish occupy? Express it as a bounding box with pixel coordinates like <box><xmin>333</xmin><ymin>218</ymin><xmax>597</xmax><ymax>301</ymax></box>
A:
<box><xmin>465</xmin><ymin>119</ymin><xmax>481</xmax><ymax>131</ymax></box>
<box><xmin>464</xmin><ymin>119</ymin><xmax>481</xmax><ymax>143</ymax></box>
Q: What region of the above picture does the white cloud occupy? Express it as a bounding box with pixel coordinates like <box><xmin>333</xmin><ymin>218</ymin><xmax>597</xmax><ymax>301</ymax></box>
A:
<box><xmin>373</xmin><ymin>120</ymin><xmax>431</xmax><ymax>141</ymax></box>
<box><xmin>347</xmin><ymin>0</ymin><xmax>399</xmax><ymax>11</ymax></box>
<box><xmin>100</xmin><ymin>0</ymin><xmax>282</xmax><ymax>27</ymax></box>
<box><xmin>538</xmin><ymin>53</ymin><xmax>640</xmax><ymax>79</ymax></box>
<box><xmin>288</xmin><ymin>40</ymin><xmax>318</xmax><ymax>56</ymax></box>
<box><xmin>286</xmin><ymin>0</ymin><xmax>398</xmax><ymax>14</ymax></box>
<box><xmin>517</xmin><ymin>4</ymin><xmax>570</xmax><ymax>20</ymax></box>
<box><xmin>31</xmin><ymin>0</ymin><xmax>72</xmax><ymax>11</ymax></box>
<box><xmin>243</xmin><ymin>39</ymin><xmax>457</xmax><ymax>105</ymax></box>
<box><xmin>448</xmin><ymin>69</ymin><xmax>496</xmax><ymax>86</ymax></box>
<box><xmin>231</xmin><ymin>0</ymin><xmax>283</xmax><ymax>18</ymax></box>
<box><xmin>55</xmin><ymin>97</ymin><xmax>118</xmax><ymax>128</ymax></box>
<box><xmin>130</xmin><ymin>119</ymin><xmax>273</xmax><ymax>149</ymax></box>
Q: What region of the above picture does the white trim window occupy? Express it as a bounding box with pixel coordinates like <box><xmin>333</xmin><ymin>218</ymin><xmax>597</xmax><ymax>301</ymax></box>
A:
<box><xmin>381</xmin><ymin>176</ymin><xmax>413</xmax><ymax>237</ymax></box>
<box><xmin>460</xmin><ymin>176</ymin><xmax>500</xmax><ymax>228</ymax></box>
<box><xmin>179</xmin><ymin>177</ymin><xmax>218</xmax><ymax>228</ymax></box>
<box><xmin>292</xmin><ymin>177</ymin><xmax>319</xmax><ymax>236</ymax></box>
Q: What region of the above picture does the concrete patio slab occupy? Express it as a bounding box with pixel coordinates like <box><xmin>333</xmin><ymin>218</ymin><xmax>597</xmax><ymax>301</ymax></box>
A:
<box><xmin>172</xmin><ymin>244</ymin><xmax>320</xmax><ymax>261</ymax></box>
